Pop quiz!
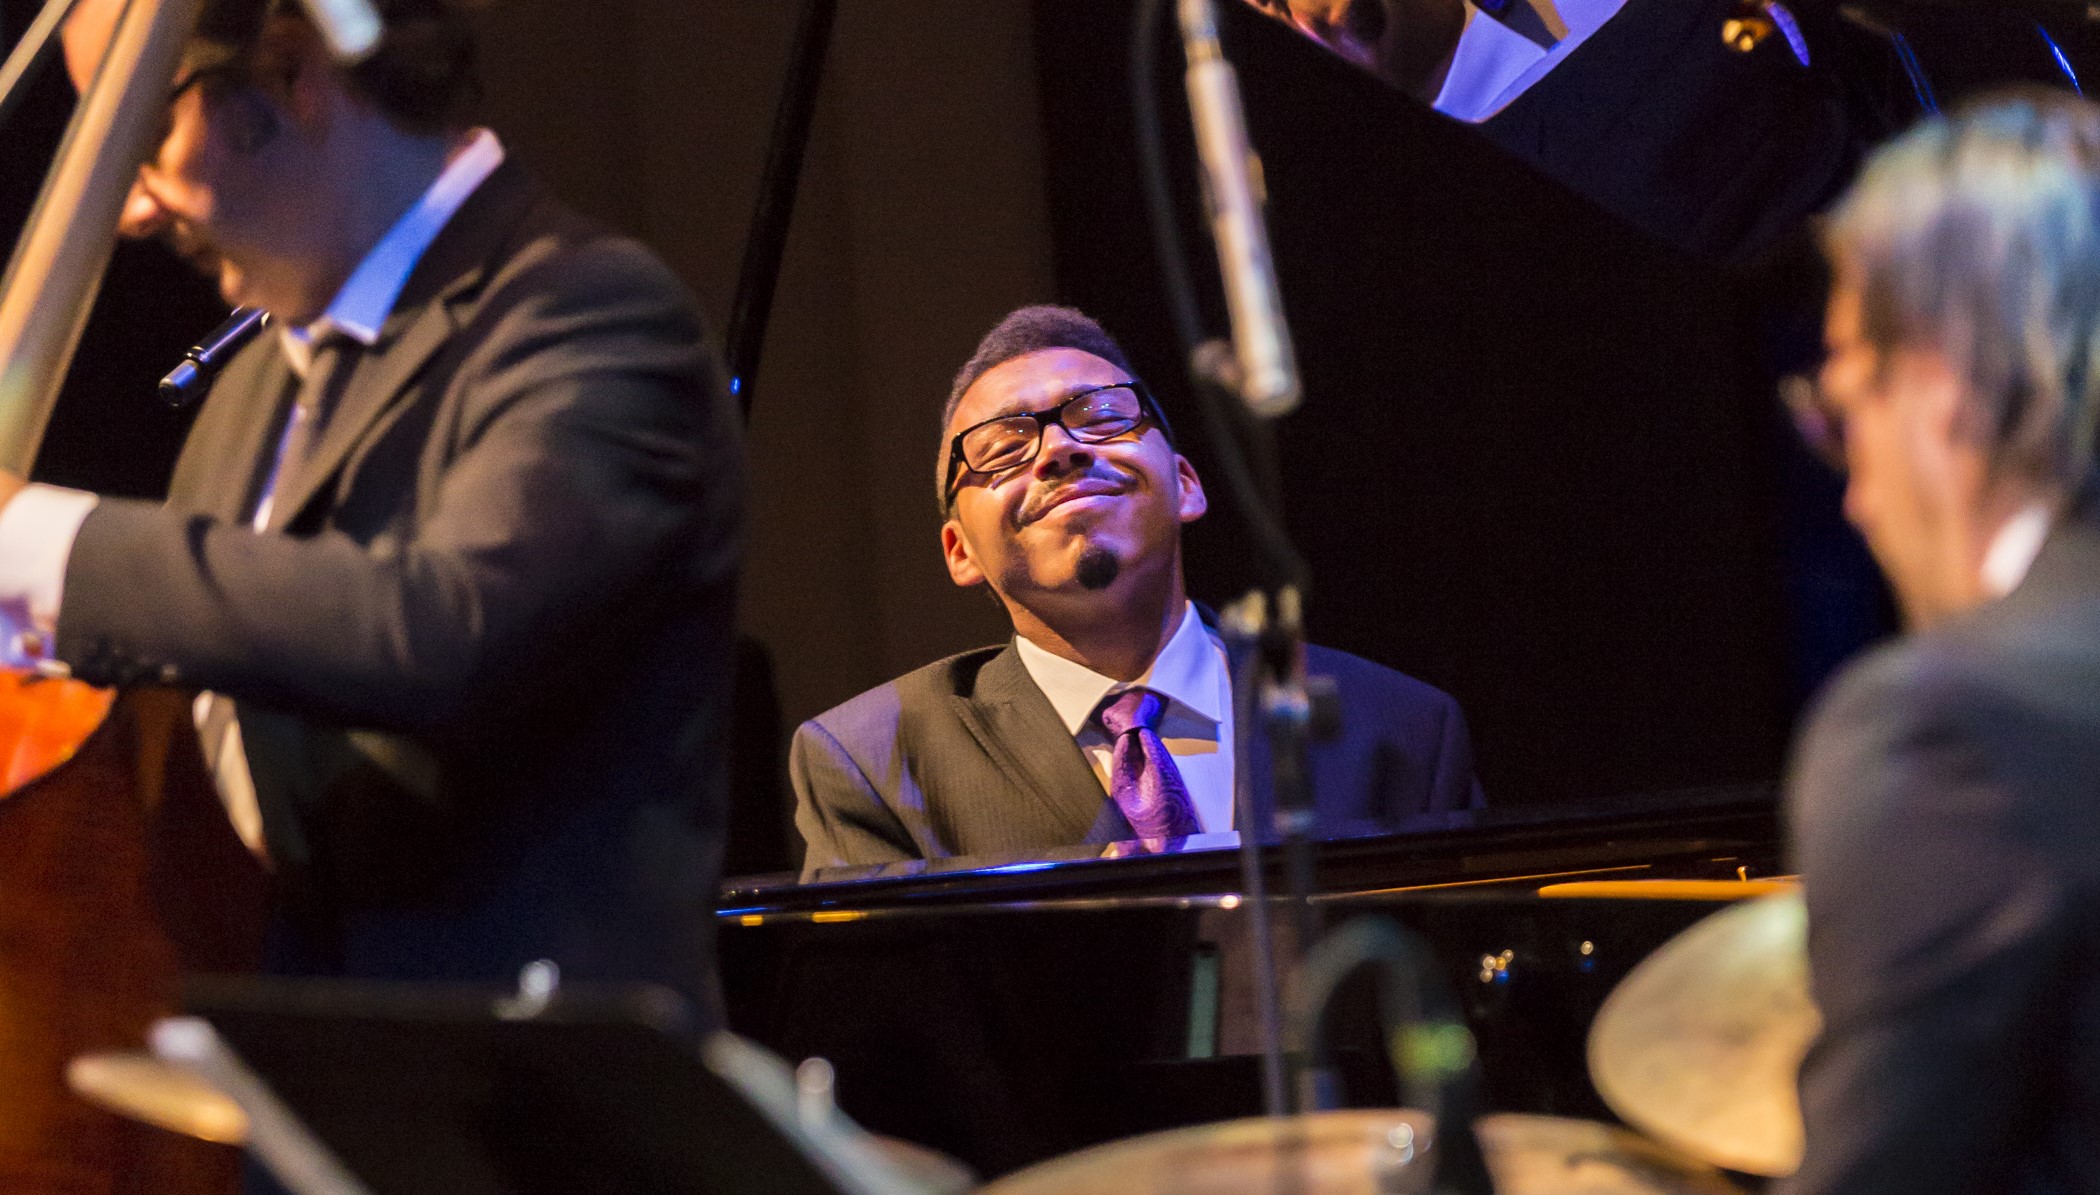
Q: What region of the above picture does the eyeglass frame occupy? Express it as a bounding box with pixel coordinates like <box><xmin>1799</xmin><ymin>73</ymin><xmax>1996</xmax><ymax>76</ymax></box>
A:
<box><xmin>941</xmin><ymin>379</ymin><xmax>1176</xmax><ymax>508</ymax></box>
<box><xmin>146</xmin><ymin>58</ymin><xmax>257</xmax><ymax>169</ymax></box>
<box><xmin>1780</xmin><ymin>372</ymin><xmax>1850</xmax><ymax>473</ymax></box>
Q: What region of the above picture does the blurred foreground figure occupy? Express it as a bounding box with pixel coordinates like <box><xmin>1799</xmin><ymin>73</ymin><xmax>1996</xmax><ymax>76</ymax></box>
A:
<box><xmin>0</xmin><ymin>0</ymin><xmax>743</xmax><ymax>1007</ymax></box>
<box><xmin>1782</xmin><ymin>90</ymin><xmax>2100</xmax><ymax>1195</ymax></box>
<box><xmin>791</xmin><ymin>306</ymin><xmax>1479</xmax><ymax>871</ymax></box>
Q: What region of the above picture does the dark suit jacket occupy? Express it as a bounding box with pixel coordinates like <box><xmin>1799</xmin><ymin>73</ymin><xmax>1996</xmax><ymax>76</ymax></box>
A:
<box><xmin>1781</xmin><ymin>499</ymin><xmax>2100</xmax><ymax>1195</ymax></box>
<box><xmin>792</xmin><ymin>637</ymin><xmax>1482</xmax><ymax>871</ymax></box>
<box><xmin>55</xmin><ymin>161</ymin><xmax>744</xmax><ymax>1010</ymax></box>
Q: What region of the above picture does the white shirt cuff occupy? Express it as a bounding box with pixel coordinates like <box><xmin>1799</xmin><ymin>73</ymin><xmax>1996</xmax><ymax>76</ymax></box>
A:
<box><xmin>0</xmin><ymin>483</ymin><xmax>98</xmax><ymax>671</ymax></box>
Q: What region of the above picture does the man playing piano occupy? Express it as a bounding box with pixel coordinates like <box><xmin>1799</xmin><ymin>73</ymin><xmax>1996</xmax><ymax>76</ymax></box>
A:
<box><xmin>1782</xmin><ymin>91</ymin><xmax>2100</xmax><ymax>1194</ymax></box>
<box><xmin>792</xmin><ymin>305</ymin><xmax>1480</xmax><ymax>871</ymax></box>
<box><xmin>0</xmin><ymin>0</ymin><xmax>744</xmax><ymax>1007</ymax></box>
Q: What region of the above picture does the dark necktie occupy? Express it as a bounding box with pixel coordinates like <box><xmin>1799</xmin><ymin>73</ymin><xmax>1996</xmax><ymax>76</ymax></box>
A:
<box><xmin>266</xmin><ymin>336</ymin><xmax>356</xmax><ymax>525</ymax></box>
<box><xmin>195</xmin><ymin>334</ymin><xmax>356</xmax><ymax>857</ymax></box>
<box><xmin>1097</xmin><ymin>688</ymin><xmax>1203</xmax><ymax>842</ymax></box>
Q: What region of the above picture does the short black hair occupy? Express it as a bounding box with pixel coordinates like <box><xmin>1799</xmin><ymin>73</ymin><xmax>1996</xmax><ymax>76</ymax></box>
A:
<box><xmin>944</xmin><ymin>305</ymin><xmax>1138</xmax><ymax>433</ymax></box>
<box><xmin>940</xmin><ymin>306</ymin><xmax>1172</xmax><ymax>507</ymax></box>
<box><xmin>194</xmin><ymin>0</ymin><xmax>483</xmax><ymax>137</ymax></box>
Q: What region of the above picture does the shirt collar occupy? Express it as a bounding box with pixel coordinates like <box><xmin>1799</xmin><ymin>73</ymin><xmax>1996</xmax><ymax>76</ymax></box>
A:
<box><xmin>1433</xmin><ymin>0</ymin><xmax>1628</xmax><ymax>122</ymax></box>
<box><xmin>1980</xmin><ymin>501</ymin><xmax>2055</xmax><ymax>600</ymax></box>
<box><xmin>1015</xmin><ymin>602</ymin><xmax>1228</xmax><ymax>735</ymax></box>
<box><xmin>279</xmin><ymin>128</ymin><xmax>505</xmax><ymax>375</ymax></box>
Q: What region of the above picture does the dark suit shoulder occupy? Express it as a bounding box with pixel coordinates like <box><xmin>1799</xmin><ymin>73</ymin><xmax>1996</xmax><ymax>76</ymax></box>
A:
<box><xmin>1795</xmin><ymin>634</ymin><xmax>1990</xmax><ymax>809</ymax></box>
<box><xmin>806</xmin><ymin>644</ymin><xmax>1009</xmax><ymax>740</ymax></box>
<box><xmin>1295</xmin><ymin>642</ymin><xmax>1483</xmax><ymax>816</ymax></box>
<box><xmin>1807</xmin><ymin>601</ymin><xmax>2100</xmax><ymax>767</ymax></box>
<box><xmin>489</xmin><ymin>205</ymin><xmax>695</xmax><ymax>312</ymax></box>
<box><xmin>1304</xmin><ymin>642</ymin><xmax>1462</xmax><ymax>713</ymax></box>
<box><xmin>468</xmin><ymin>211</ymin><xmax>703</xmax><ymax>356</ymax></box>
<box><xmin>444</xmin><ymin>191</ymin><xmax>725</xmax><ymax>455</ymax></box>
<box><xmin>1792</xmin><ymin>611</ymin><xmax>2100</xmax><ymax>875</ymax></box>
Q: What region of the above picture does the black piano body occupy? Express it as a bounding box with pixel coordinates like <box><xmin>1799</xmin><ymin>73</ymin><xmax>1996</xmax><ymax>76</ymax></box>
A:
<box><xmin>718</xmin><ymin>790</ymin><xmax>1780</xmax><ymax>1179</ymax></box>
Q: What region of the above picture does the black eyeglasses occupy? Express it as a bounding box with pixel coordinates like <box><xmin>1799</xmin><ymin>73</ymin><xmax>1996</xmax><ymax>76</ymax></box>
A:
<box><xmin>942</xmin><ymin>381</ymin><xmax>1167</xmax><ymax>505</ymax></box>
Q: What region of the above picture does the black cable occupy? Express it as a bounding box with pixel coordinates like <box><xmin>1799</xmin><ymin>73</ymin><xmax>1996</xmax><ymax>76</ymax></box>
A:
<box><xmin>1293</xmin><ymin>918</ymin><xmax>1496</xmax><ymax>1195</ymax></box>
<box><xmin>1131</xmin><ymin>0</ymin><xmax>1204</xmax><ymax>353</ymax></box>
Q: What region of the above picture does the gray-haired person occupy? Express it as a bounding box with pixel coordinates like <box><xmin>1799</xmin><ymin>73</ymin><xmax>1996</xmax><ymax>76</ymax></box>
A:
<box><xmin>1781</xmin><ymin>89</ymin><xmax>2100</xmax><ymax>1195</ymax></box>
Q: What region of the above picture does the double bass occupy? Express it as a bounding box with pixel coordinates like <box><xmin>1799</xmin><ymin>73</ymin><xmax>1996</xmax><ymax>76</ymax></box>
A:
<box><xmin>0</xmin><ymin>1</ymin><xmax>266</xmax><ymax>1191</ymax></box>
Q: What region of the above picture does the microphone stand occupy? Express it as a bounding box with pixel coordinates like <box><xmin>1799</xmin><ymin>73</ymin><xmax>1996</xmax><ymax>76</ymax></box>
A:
<box><xmin>1134</xmin><ymin>4</ymin><xmax>1495</xmax><ymax>1190</ymax></box>
<box><xmin>1144</xmin><ymin>0</ymin><xmax>1331</xmax><ymax>1116</ymax></box>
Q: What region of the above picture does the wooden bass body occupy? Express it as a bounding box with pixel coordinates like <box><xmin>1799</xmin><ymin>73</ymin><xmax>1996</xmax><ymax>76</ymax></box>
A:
<box><xmin>0</xmin><ymin>676</ymin><xmax>266</xmax><ymax>1193</ymax></box>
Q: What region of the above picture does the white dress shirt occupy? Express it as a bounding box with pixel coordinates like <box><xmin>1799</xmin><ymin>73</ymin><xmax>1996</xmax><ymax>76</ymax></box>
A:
<box><xmin>1433</xmin><ymin>0</ymin><xmax>1630</xmax><ymax>122</ymax></box>
<box><xmin>1981</xmin><ymin>501</ymin><xmax>2054</xmax><ymax>600</ymax></box>
<box><xmin>1014</xmin><ymin>601</ymin><xmax>1238</xmax><ymax>834</ymax></box>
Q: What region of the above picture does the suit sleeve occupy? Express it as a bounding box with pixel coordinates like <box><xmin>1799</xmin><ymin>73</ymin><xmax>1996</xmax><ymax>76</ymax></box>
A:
<box><xmin>1778</xmin><ymin>651</ymin><xmax>2069</xmax><ymax>1195</ymax></box>
<box><xmin>790</xmin><ymin>719</ymin><xmax>916</xmax><ymax>875</ymax></box>
<box><xmin>53</xmin><ymin>239</ymin><xmax>740</xmax><ymax>731</ymax></box>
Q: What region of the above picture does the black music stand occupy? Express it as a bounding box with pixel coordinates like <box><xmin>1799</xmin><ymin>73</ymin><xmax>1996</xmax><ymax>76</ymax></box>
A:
<box><xmin>154</xmin><ymin>975</ymin><xmax>902</xmax><ymax>1195</ymax></box>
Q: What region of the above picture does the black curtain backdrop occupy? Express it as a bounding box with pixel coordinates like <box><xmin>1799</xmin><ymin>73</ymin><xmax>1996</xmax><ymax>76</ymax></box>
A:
<box><xmin>1034</xmin><ymin>2</ymin><xmax>1802</xmax><ymax>807</ymax></box>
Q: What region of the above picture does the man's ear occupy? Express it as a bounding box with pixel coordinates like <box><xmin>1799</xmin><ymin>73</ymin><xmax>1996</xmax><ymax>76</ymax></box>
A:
<box><xmin>1896</xmin><ymin>346</ymin><xmax>1970</xmax><ymax>448</ymax></box>
<box><xmin>1174</xmin><ymin>454</ymin><xmax>1208</xmax><ymax>524</ymax></box>
<box><xmin>941</xmin><ymin>518</ymin><xmax>987</xmax><ymax>588</ymax></box>
<box><xmin>253</xmin><ymin>13</ymin><xmax>335</xmax><ymax>137</ymax></box>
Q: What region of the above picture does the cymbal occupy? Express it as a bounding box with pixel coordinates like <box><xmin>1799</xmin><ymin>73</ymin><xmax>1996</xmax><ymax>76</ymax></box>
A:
<box><xmin>979</xmin><ymin>1110</ymin><xmax>1744</xmax><ymax>1195</ymax></box>
<box><xmin>66</xmin><ymin>1051</ymin><xmax>248</xmax><ymax>1145</ymax></box>
<box><xmin>1587</xmin><ymin>889</ymin><xmax>1816</xmax><ymax>1177</ymax></box>
<box><xmin>1474</xmin><ymin>1115</ymin><xmax>1747</xmax><ymax>1195</ymax></box>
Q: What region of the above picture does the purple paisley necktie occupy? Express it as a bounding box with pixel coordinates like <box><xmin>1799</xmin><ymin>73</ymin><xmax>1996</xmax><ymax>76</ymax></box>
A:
<box><xmin>1097</xmin><ymin>688</ymin><xmax>1203</xmax><ymax>841</ymax></box>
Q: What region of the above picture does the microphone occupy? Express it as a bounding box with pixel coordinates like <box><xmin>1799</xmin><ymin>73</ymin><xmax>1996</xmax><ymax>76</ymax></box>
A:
<box><xmin>1178</xmin><ymin>0</ymin><xmax>1301</xmax><ymax>418</ymax></box>
<box><xmin>160</xmin><ymin>307</ymin><xmax>269</xmax><ymax>409</ymax></box>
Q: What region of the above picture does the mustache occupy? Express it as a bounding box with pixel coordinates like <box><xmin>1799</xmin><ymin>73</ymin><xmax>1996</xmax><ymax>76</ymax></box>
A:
<box><xmin>1018</xmin><ymin>467</ymin><xmax>1132</xmax><ymax>525</ymax></box>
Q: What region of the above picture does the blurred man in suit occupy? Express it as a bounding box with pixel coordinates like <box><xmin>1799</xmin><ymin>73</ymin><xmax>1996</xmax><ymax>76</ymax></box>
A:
<box><xmin>792</xmin><ymin>306</ymin><xmax>1479</xmax><ymax>872</ymax></box>
<box><xmin>0</xmin><ymin>0</ymin><xmax>743</xmax><ymax>1007</ymax></box>
<box><xmin>1241</xmin><ymin>0</ymin><xmax>1863</xmax><ymax>260</ymax></box>
<box><xmin>1780</xmin><ymin>91</ymin><xmax>2100</xmax><ymax>1194</ymax></box>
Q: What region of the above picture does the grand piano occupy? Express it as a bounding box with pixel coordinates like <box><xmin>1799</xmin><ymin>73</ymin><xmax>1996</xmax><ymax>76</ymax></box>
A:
<box><xmin>719</xmin><ymin>790</ymin><xmax>1782</xmax><ymax>1179</ymax></box>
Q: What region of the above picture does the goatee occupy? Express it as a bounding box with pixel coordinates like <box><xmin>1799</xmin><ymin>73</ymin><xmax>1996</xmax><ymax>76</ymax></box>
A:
<box><xmin>1075</xmin><ymin>545</ymin><xmax>1121</xmax><ymax>591</ymax></box>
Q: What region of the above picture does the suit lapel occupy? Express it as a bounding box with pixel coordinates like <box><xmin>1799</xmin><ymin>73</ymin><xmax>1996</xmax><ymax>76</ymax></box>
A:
<box><xmin>266</xmin><ymin>302</ymin><xmax>456</xmax><ymax>531</ymax></box>
<box><xmin>266</xmin><ymin>161</ymin><xmax>539</xmax><ymax>532</ymax></box>
<box><xmin>953</xmin><ymin>645</ymin><xmax>1132</xmax><ymax>844</ymax></box>
<box><xmin>167</xmin><ymin>338</ymin><xmax>297</xmax><ymax>524</ymax></box>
